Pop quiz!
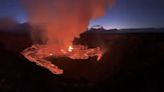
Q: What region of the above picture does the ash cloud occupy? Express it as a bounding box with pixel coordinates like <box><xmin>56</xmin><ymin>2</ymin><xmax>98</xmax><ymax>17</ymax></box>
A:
<box><xmin>23</xmin><ymin>0</ymin><xmax>114</xmax><ymax>50</ymax></box>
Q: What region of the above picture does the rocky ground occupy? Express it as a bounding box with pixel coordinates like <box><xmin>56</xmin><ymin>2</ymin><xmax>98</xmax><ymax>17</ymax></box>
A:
<box><xmin>0</xmin><ymin>29</ymin><xmax>164</xmax><ymax>92</ymax></box>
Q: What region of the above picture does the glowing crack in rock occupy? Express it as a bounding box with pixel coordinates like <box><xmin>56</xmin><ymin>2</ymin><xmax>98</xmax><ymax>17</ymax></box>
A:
<box><xmin>22</xmin><ymin>45</ymin><xmax>103</xmax><ymax>75</ymax></box>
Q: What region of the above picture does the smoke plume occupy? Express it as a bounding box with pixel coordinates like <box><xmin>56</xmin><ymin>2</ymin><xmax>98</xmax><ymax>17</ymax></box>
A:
<box><xmin>23</xmin><ymin>0</ymin><xmax>114</xmax><ymax>50</ymax></box>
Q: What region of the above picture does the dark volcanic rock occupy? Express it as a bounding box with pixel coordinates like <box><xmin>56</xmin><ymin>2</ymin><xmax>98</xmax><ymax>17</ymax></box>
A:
<box><xmin>0</xmin><ymin>28</ymin><xmax>164</xmax><ymax>92</ymax></box>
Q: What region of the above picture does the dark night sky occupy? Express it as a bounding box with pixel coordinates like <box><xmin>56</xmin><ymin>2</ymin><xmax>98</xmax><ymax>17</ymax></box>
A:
<box><xmin>0</xmin><ymin>0</ymin><xmax>164</xmax><ymax>29</ymax></box>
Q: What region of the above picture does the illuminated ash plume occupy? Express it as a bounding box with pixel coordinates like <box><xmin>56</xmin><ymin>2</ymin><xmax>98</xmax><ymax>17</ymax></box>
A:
<box><xmin>22</xmin><ymin>0</ymin><xmax>114</xmax><ymax>74</ymax></box>
<box><xmin>23</xmin><ymin>0</ymin><xmax>114</xmax><ymax>50</ymax></box>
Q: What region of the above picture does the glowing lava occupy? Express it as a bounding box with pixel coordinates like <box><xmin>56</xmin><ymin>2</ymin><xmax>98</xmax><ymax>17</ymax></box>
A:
<box><xmin>68</xmin><ymin>45</ymin><xmax>73</xmax><ymax>52</ymax></box>
<box><xmin>22</xmin><ymin>45</ymin><xmax>103</xmax><ymax>75</ymax></box>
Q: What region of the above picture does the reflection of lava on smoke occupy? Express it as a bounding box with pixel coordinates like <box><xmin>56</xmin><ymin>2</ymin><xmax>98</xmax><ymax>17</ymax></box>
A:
<box><xmin>22</xmin><ymin>0</ymin><xmax>114</xmax><ymax>74</ymax></box>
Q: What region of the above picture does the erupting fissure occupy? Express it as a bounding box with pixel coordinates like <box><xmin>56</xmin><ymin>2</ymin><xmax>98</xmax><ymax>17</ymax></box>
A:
<box><xmin>22</xmin><ymin>0</ymin><xmax>114</xmax><ymax>74</ymax></box>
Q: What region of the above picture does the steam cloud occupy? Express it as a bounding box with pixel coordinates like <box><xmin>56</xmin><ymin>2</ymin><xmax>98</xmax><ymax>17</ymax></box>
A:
<box><xmin>23</xmin><ymin>0</ymin><xmax>114</xmax><ymax>50</ymax></box>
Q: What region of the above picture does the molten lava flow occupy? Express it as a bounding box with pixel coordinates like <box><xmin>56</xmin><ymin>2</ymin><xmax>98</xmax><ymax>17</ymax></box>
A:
<box><xmin>22</xmin><ymin>45</ymin><xmax>103</xmax><ymax>74</ymax></box>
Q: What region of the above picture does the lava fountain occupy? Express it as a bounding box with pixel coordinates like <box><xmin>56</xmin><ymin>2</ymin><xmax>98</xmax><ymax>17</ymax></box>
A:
<box><xmin>22</xmin><ymin>0</ymin><xmax>114</xmax><ymax>74</ymax></box>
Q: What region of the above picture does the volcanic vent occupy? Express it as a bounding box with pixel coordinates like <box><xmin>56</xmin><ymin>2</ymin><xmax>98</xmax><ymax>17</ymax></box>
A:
<box><xmin>22</xmin><ymin>0</ymin><xmax>114</xmax><ymax>74</ymax></box>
